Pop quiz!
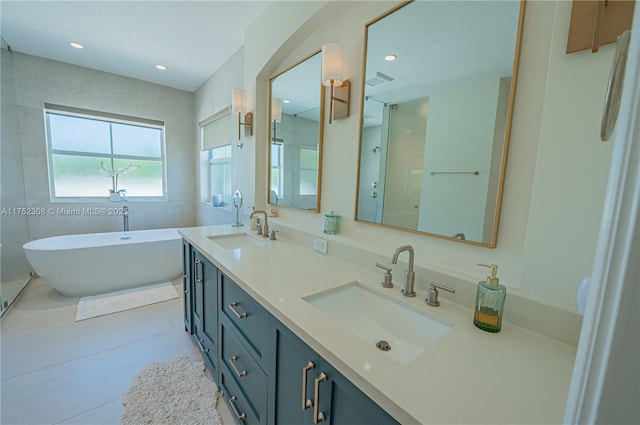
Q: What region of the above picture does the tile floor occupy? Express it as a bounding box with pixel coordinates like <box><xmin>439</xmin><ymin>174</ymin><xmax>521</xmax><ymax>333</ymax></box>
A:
<box><xmin>1</xmin><ymin>278</ymin><xmax>234</xmax><ymax>425</ymax></box>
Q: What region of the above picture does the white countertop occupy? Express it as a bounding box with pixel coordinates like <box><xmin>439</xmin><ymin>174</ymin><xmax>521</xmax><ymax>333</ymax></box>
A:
<box><xmin>179</xmin><ymin>225</ymin><xmax>576</xmax><ymax>425</ymax></box>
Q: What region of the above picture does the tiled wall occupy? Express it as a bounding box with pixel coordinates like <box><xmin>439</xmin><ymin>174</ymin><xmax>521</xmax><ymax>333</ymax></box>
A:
<box><xmin>12</xmin><ymin>53</ymin><xmax>197</xmax><ymax>240</ymax></box>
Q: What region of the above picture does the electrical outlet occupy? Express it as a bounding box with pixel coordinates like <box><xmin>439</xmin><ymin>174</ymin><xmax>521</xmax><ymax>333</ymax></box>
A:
<box><xmin>313</xmin><ymin>238</ymin><xmax>328</xmax><ymax>254</ymax></box>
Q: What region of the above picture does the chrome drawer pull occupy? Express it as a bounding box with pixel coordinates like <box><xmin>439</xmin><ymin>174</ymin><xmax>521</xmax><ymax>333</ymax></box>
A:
<box><xmin>194</xmin><ymin>259</ymin><xmax>201</xmax><ymax>283</ymax></box>
<box><xmin>302</xmin><ymin>361</ymin><xmax>315</xmax><ymax>410</ymax></box>
<box><xmin>313</xmin><ymin>372</ymin><xmax>327</xmax><ymax>424</ymax></box>
<box><xmin>196</xmin><ymin>338</ymin><xmax>209</xmax><ymax>353</ymax></box>
<box><xmin>229</xmin><ymin>302</ymin><xmax>247</xmax><ymax>319</ymax></box>
<box><xmin>229</xmin><ymin>356</ymin><xmax>247</xmax><ymax>377</ymax></box>
<box><xmin>228</xmin><ymin>396</ymin><xmax>246</xmax><ymax>420</ymax></box>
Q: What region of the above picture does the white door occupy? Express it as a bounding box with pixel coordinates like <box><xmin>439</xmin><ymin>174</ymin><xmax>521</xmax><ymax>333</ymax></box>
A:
<box><xmin>564</xmin><ymin>8</ymin><xmax>640</xmax><ymax>424</ymax></box>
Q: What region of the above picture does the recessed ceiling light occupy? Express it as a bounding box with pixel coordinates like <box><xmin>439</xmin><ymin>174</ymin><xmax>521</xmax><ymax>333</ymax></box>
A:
<box><xmin>155</xmin><ymin>65</ymin><xmax>167</xmax><ymax>71</ymax></box>
<box><xmin>283</xmin><ymin>99</ymin><xmax>290</xmax><ymax>104</ymax></box>
<box><xmin>69</xmin><ymin>42</ymin><xmax>84</xmax><ymax>49</ymax></box>
<box><xmin>385</xmin><ymin>54</ymin><xmax>397</xmax><ymax>61</ymax></box>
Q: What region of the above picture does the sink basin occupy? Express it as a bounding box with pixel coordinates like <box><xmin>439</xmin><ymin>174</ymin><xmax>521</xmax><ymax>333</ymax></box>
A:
<box><xmin>207</xmin><ymin>233</ymin><xmax>267</xmax><ymax>250</ymax></box>
<box><xmin>305</xmin><ymin>282</ymin><xmax>452</xmax><ymax>364</ymax></box>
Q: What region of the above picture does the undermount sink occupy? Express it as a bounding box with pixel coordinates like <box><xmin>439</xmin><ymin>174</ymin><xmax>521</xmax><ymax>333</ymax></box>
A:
<box><xmin>304</xmin><ymin>282</ymin><xmax>452</xmax><ymax>364</ymax></box>
<box><xmin>207</xmin><ymin>233</ymin><xmax>267</xmax><ymax>250</ymax></box>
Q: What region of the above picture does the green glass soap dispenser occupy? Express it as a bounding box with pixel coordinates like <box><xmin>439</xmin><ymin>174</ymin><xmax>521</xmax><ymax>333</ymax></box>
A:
<box><xmin>473</xmin><ymin>264</ymin><xmax>506</xmax><ymax>333</ymax></box>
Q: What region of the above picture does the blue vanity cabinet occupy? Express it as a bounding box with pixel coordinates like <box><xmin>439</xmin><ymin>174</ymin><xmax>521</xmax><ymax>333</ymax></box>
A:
<box><xmin>182</xmin><ymin>243</ymin><xmax>399</xmax><ymax>425</ymax></box>
<box><xmin>272</xmin><ymin>321</ymin><xmax>400</xmax><ymax>425</ymax></box>
<box><xmin>192</xmin><ymin>248</ymin><xmax>220</xmax><ymax>378</ymax></box>
<box><xmin>181</xmin><ymin>239</ymin><xmax>193</xmax><ymax>334</ymax></box>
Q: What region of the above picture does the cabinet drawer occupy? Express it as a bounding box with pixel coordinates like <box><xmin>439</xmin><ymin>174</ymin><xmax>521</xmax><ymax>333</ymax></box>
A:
<box><xmin>220</xmin><ymin>274</ymin><xmax>267</xmax><ymax>362</ymax></box>
<box><xmin>221</xmin><ymin>322</ymin><xmax>267</xmax><ymax>420</ymax></box>
<box><xmin>220</xmin><ymin>366</ymin><xmax>266</xmax><ymax>425</ymax></box>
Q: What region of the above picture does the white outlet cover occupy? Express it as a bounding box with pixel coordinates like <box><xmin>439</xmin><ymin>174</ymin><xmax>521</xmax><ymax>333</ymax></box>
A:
<box><xmin>313</xmin><ymin>238</ymin><xmax>328</xmax><ymax>254</ymax></box>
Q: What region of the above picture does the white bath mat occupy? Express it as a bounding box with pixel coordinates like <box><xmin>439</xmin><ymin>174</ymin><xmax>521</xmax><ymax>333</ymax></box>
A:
<box><xmin>75</xmin><ymin>282</ymin><xmax>179</xmax><ymax>321</ymax></box>
<box><xmin>120</xmin><ymin>355</ymin><xmax>221</xmax><ymax>425</ymax></box>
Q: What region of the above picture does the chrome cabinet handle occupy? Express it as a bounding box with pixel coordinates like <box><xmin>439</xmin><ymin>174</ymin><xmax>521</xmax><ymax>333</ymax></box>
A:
<box><xmin>313</xmin><ymin>372</ymin><xmax>327</xmax><ymax>424</ymax></box>
<box><xmin>229</xmin><ymin>302</ymin><xmax>247</xmax><ymax>319</ymax></box>
<box><xmin>196</xmin><ymin>338</ymin><xmax>209</xmax><ymax>353</ymax></box>
<box><xmin>193</xmin><ymin>259</ymin><xmax>201</xmax><ymax>283</ymax></box>
<box><xmin>229</xmin><ymin>355</ymin><xmax>247</xmax><ymax>378</ymax></box>
<box><xmin>228</xmin><ymin>396</ymin><xmax>246</xmax><ymax>420</ymax></box>
<box><xmin>301</xmin><ymin>361</ymin><xmax>315</xmax><ymax>410</ymax></box>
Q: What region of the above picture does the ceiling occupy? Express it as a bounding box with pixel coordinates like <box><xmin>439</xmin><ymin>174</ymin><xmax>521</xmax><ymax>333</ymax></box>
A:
<box><xmin>0</xmin><ymin>1</ymin><xmax>271</xmax><ymax>92</ymax></box>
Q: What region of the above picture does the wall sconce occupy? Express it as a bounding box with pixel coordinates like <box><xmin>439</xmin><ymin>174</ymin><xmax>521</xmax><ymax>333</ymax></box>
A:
<box><xmin>321</xmin><ymin>42</ymin><xmax>350</xmax><ymax>124</ymax></box>
<box><xmin>231</xmin><ymin>88</ymin><xmax>253</xmax><ymax>147</ymax></box>
<box><xmin>271</xmin><ymin>98</ymin><xmax>283</xmax><ymax>144</ymax></box>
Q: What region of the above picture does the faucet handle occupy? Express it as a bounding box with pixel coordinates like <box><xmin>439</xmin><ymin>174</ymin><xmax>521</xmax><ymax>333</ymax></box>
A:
<box><xmin>425</xmin><ymin>283</ymin><xmax>455</xmax><ymax>307</ymax></box>
<box><xmin>375</xmin><ymin>263</ymin><xmax>393</xmax><ymax>288</ymax></box>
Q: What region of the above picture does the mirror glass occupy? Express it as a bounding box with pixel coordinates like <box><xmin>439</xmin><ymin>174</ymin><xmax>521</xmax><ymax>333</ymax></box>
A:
<box><xmin>356</xmin><ymin>1</ymin><xmax>524</xmax><ymax>247</ymax></box>
<box><xmin>269</xmin><ymin>52</ymin><xmax>324</xmax><ymax>212</ymax></box>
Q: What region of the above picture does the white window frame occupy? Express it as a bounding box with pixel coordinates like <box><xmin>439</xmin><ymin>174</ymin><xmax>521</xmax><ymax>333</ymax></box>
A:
<box><xmin>208</xmin><ymin>144</ymin><xmax>232</xmax><ymax>207</ymax></box>
<box><xmin>270</xmin><ymin>141</ymin><xmax>284</xmax><ymax>202</ymax></box>
<box><xmin>44</xmin><ymin>103</ymin><xmax>167</xmax><ymax>202</ymax></box>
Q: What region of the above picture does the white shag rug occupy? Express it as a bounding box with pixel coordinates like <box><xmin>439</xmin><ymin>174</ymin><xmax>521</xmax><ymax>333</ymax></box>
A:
<box><xmin>75</xmin><ymin>282</ymin><xmax>179</xmax><ymax>321</ymax></box>
<box><xmin>120</xmin><ymin>355</ymin><xmax>221</xmax><ymax>425</ymax></box>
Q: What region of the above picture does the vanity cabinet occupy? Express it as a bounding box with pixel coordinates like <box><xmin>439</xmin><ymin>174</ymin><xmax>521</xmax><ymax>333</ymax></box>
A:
<box><xmin>182</xmin><ymin>241</ymin><xmax>399</xmax><ymax>425</ymax></box>
<box><xmin>272</xmin><ymin>321</ymin><xmax>400</xmax><ymax>425</ymax></box>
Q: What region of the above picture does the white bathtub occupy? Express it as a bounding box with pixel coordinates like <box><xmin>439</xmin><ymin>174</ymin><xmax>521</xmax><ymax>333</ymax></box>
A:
<box><xmin>23</xmin><ymin>228</ymin><xmax>182</xmax><ymax>296</ymax></box>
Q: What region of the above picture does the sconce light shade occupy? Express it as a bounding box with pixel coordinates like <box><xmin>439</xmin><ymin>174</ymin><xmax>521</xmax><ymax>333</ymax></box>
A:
<box><xmin>231</xmin><ymin>88</ymin><xmax>252</xmax><ymax>143</ymax></box>
<box><xmin>231</xmin><ymin>88</ymin><xmax>247</xmax><ymax>114</ymax></box>
<box><xmin>271</xmin><ymin>98</ymin><xmax>282</xmax><ymax>123</ymax></box>
<box><xmin>322</xmin><ymin>42</ymin><xmax>343</xmax><ymax>87</ymax></box>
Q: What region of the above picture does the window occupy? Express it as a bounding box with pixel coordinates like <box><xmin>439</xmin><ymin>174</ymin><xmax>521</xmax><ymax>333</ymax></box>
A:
<box><xmin>45</xmin><ymin>104</ymin><xmax>166</xmax><ymax>200</ymax></box>
<box><xmin>299</xmin><ymin>146</ymin><xmax>318</xmax><ymax>196</ymax></box>
<box><xmin>270</xmin><ymin>142</ymin><xmax>283</xmax><ymax>202</ymax></box>
<box><xmin>201</xmin><ymin>108</ymin><xmax>233</xmax><ymax>206</ymax></box>
<box><xmin>209</xmin><ymin>145</ymin><xmax>232</xmax><ymax>206</ymax></box>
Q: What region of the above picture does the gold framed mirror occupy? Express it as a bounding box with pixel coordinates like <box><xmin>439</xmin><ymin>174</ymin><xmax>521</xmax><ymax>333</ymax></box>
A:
<box><xmin>268</xmin><ymin>51</ymin><xmax>325</xmax><ymax>212</ymax></box>
<box><xmin>355</xmin><ymin>0</ymin><xmax>525</xmax><ymax>247</ymax></box>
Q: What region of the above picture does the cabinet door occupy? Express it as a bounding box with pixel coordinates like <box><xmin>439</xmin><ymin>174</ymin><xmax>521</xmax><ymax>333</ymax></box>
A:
<box><xmin>320</xmin><ymin>363</ymin><xmax>400</xmax><ymax>425</ymax></box>
<box><xmin>273</xmin><ymin>324</ymin><xmax>321</xmax><ymax>425</ymax></box>
<box><xmin>273</xmin><ymin>322</ymin><xmax>400</xmax><ymax>425</ymax></box>
<box><xmin>193</xmin><ymin>249</ymin><xmax>219</xmax><ymax>376</ymax></box>
<box><xmin>192</xmin><ymin>247</ymin><xmax>204</xmax><ymax>331</ymax></box>
<box><xmin>181</xmin><ymin>240</ymin><xmax>192</xmax><ymax>334</ymax></box>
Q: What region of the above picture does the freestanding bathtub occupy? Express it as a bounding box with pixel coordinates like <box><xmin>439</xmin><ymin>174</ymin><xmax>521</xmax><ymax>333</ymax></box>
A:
<box><xmin>23</xmin><ymin>228</ymin><xmax>182</xmax><ymax>296</ymax></box>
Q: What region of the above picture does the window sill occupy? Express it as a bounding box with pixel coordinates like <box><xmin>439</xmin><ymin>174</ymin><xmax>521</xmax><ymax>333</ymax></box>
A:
<box><xmin>202</xmin><ymin>201</ymin><xmax>233</xmax><ymax>212</ymax></box>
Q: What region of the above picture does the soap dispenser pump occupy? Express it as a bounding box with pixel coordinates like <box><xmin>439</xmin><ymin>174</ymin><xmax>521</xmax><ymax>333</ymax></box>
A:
<box><xmin>473</xmin><ymin>264</ymin><xmax>506</xmax><ymax>333</ymax></box>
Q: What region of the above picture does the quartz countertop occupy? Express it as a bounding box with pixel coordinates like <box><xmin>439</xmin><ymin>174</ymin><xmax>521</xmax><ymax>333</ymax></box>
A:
<box><xmin>179</xmin><ymin>225</ymin><xmax>576</xmax><ymax>424</ymax></box>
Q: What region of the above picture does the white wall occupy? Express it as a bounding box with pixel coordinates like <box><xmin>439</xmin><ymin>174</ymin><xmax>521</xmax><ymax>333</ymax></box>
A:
<box><xmin>194</xmin><ymin>47</ymin><xmax>246</xmax><ymax>226</ymax></box>
<box><xmin>13</xmin><ymin>53</ymin><xmax>196</xmax><ymax>239</ymax></box>
<box><xmin>242</xmin><ymin>0</ymin><xmax>615</xmax><ymax>311</ymax></box>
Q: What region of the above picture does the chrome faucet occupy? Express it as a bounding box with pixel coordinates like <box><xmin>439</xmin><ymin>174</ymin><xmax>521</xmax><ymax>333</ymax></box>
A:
<box><xmin>249</xmin><ymin>210</ymin><xmax>269</xmax><ymax>238</ymax></box>
<box><xmin>392</xmin><ymin>245</ymin><xmax>416</xmax><ymax>297</ymax></box>
<box><xmin>123</xmin><ymin>206</ymin><xmax>129</xmax><ymax>232</ymax></box>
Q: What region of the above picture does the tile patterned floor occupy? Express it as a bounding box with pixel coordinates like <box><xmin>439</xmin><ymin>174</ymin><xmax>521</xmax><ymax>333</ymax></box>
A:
<box><xmin>1</xmin><ymin>278</ymin><xmax>234</xmax><ymax>425</ymax></box>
